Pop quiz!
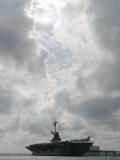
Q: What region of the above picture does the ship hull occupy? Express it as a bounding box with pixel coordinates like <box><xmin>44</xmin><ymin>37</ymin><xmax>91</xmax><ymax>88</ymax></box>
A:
<box><xmin>26</xmin><ymin>141</ymin><xmax>92</xmax><ymax>156</ymax></box>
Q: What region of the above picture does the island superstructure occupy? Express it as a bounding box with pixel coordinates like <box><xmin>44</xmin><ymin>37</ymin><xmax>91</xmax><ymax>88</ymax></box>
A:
<box><xmin>26</xmin><ymin>120</ymin><xmax>93</xmax><ymax>156</ymax></box>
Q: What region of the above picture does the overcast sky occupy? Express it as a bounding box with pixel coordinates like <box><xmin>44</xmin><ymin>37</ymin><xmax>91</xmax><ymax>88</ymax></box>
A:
<box><xmin>0</xmin><ymin>0</ymin><xmax>120</xmax><ymax>153</ymax></box>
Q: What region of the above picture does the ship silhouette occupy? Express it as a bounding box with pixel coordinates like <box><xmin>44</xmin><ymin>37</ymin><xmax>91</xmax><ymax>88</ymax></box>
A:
<box><xmin>26</xmin><ymin>120</ymin><xmax>93</xmax><ymax>156</ymax></box>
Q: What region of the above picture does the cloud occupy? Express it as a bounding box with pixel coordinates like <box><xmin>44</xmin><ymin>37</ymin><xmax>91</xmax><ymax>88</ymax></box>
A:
<box><xmin>86</xmin><ymin>0</ymin><xmax>120</xmax><ymax>94</ymax></box>
<box><xmin>0</xmin><ymin>90</ymin><xmax>14</xmax><ymax>114</ymax></box>
<box><xmin>0</xmin><ymin>0</ymin><xmax>35</xmax><ymax>63</ymax></box>
<box><xmin>74</xmin><ymin>96</ymin><xmax>120</xmax><ymax>125</ymax></box>
<box><xmin>28</xmin><ymin>49</ymin><xmax>48</xmax><ymax>77</ymax></box>
<box><xmin>54</xmin><ymin>90</ymin><xmax>120</xmax><ymax>131</ymax></box>
<box><xmin>87</xmin><ymin>0</ymin><xmax>120</xmax><ymax>54</ymax></box>
<box><xmin>0</xmin><ymin>0</ymin><xmax>120</xmax><ymax>152</ymax></box>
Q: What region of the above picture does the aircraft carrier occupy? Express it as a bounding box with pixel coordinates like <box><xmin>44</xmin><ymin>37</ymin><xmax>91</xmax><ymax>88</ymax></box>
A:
<box><xmin>26</xmin><ymin>120</ymin><xmax>93</xmax><ymax>156</ymax></box>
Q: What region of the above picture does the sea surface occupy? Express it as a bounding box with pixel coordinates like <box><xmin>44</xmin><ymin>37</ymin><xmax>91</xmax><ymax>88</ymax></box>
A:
<box><xmin>0</xmin><ymin>155</ymin><xmax>120</xmax><ymax>160</ymax></box>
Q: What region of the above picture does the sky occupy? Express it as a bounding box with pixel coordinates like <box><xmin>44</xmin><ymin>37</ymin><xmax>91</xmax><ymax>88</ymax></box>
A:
<box><xmin>0</xmin><ymin>0</ymin><xmax>120</xmax><ymax>153</ymax></box>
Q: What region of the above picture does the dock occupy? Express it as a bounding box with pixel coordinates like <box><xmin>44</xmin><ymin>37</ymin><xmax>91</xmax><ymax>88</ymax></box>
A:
<box><xmin>84</xmin><ymin>150</ymin><xmax>120</xmax><ymax>156</ymax></box>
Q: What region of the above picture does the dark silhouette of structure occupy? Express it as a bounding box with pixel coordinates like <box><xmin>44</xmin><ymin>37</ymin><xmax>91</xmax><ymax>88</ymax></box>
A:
<box><xmin>51</xmin><ymin>120</ymin><xmax>61</xmax><ymax>142</ymax></box>
<box><xmin>26</xmin><ymin>120</ymin><xmax>93</xmax><ymax>156</ymax></box>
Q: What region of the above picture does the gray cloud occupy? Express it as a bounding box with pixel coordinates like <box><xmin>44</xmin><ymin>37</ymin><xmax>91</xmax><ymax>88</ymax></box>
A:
<box><xmin>0</xmin><ymin>93</ymin><xmax>12</xmax><ymax>114</ymax></box>
<box><xmin>0</xmin><ymin>0</ymin><xmax>35</xmax><ymax>63</ymax></box>
<box><xmin>93</xmin><ymin>61</ymin><xmax>120</xmax><ymax>93</ymax></box>
<box><xmin>23</xmin><ymin>118</ymin><xmax>50</xmax><ymax>137</ymax></box>
<box><xmin>54</xmin><ymin>89</ymin><xmax>120</xmax><ymax>132</ymax></box>
<box><xmin>86</xmin><ymin>0</ymin><xmax>120</xmax><ymax>93</ymax></box>
<box><xmin>0</xmin><ymin>88</ymin><xmax>15</xmax><ymax>114</ymax></box>
<box><xmin>87</xmin><ymin>0</ymin><xmax>120</xmax><ymax>54</ymax></box>
<box><xmin>76</xmin><ymin>96</ymin><xmax>120</xmax><ymax>122</ymax></box>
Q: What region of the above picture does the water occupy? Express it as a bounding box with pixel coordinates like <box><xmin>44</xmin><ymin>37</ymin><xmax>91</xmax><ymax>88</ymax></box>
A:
<box><xmin>0</xmin><ymin>155</ymin><xmax>120</xmax><ymax>160</ymax></box>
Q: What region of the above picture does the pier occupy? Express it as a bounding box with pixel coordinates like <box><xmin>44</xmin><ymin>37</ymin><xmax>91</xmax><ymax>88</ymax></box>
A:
<box><xmin>84</xmin><ymin>150</ymin><xmax>120</xmax><ymax>156</ymax></box>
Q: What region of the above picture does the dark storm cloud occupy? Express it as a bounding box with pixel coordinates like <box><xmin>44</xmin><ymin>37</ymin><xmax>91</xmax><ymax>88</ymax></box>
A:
<box><xmin>0</xmin><ymin>0</ymin><xmax>35</xmax><ymax>63</ymax></box>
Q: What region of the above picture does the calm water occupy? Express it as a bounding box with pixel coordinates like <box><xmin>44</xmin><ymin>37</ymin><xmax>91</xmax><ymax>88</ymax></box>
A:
<box><xmin>0</xmin><ymin>155</ymin><xmax>120</xmax><ymax>160</ymax></box>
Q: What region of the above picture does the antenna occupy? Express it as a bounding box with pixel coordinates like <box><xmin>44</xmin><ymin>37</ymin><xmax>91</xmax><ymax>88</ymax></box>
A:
<box><xmin>52</xmin><ymin>119</ymin><xmax>58</xmax><ymax>133</ymax></box>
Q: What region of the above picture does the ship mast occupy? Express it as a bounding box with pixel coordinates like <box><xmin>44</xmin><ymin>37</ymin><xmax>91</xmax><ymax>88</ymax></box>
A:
<box><xmin>51</xmin><ymin>120</ymin><xmax>61</xmax><ymax>143</ymax></box>
<box><xmin>52</xmin><ymin>120</ymin><xmax>58</xmax><ymax>133</ymax></box>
